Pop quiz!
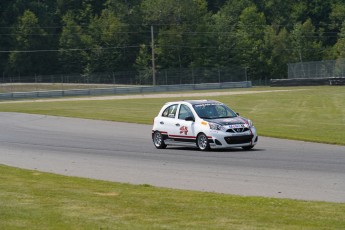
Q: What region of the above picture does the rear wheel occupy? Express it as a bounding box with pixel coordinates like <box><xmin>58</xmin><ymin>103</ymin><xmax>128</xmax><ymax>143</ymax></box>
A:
<box><xmin>197</xmin><ymin>133</ymin><xmax>210</xmax><ymax>151</ymax></box>
<box><xmin>153</xmin><ymin>131</ymin><xmax>167</xmax><ymax>149</ymax></box>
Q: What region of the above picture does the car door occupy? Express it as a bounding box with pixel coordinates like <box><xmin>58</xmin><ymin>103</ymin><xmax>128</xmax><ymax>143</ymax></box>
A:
<box><xmin>169</xmin><ymin>104</ymin><xmax>196</xmax><ymax>142</ymax></box>
<box><xmin>156</xmin><ymin>103</ymin><xmax>179</xmax><ymax>136</ymax></box>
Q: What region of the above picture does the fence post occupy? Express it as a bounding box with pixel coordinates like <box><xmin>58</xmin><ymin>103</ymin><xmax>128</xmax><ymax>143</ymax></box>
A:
<box><xmin>192</xmin><ymin>67</ymin><xmax>194</xmax><ymax>85</ymax></box>
<box><xmin>61</xmin><ymin>75</ymin><xmax>64</xmax><ymax>91</ymax></box>
<box><xmin>35</xmin><ymin>74</ymin><xmax>37</xmax><ymax>91</ymax></box>
<box><xmin>165</xmin><ymin>69</ymin><xmax>168</xmax><ymax>85</ymax></box>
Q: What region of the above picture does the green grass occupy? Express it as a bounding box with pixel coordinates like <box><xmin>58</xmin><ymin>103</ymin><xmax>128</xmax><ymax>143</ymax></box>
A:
<box><xmin>0</xmin><ymin>86</ymin><xmax>344</xmax><ymax>145</ymax></box>
<box><xmin>1</xmin><ymin>164</ymin><xmax>345</xmax><ymax>230</ymax></box>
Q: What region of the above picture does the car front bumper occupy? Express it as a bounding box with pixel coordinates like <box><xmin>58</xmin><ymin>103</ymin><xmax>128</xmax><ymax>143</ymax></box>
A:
<box><xmin>207</xmin><ymin>127</ymin><xmax>258</xmax><ymax>149</ymax></box>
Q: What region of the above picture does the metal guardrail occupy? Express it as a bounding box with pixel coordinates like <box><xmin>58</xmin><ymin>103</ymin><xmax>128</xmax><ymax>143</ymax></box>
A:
<box><xmin>270</xmin><ymin>77</ymin><xmax>345</xmax><ymax>87</ymax></box>
<box><xmin>0</xmin><ymin>81</ymin><xmax>252</xmax><ymax>100</ymax></box>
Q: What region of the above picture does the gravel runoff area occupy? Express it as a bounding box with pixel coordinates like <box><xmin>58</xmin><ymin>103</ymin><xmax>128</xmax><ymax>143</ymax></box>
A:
<box><xmin>0</xmin><ymin>89</ymin><xmax>307</xmax><ymax>103</ymax></box>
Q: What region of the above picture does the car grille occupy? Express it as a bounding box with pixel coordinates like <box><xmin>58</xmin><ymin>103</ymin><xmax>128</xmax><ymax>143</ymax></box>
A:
<box><xmin>224</xmin><ymin>135</ymin><xmax>253</xmax><ymax>144</ymax></box>
<box><xmin>226</xmin><ymin>127</ymin><xmax>249</xmax><ymax>133</ymax></box>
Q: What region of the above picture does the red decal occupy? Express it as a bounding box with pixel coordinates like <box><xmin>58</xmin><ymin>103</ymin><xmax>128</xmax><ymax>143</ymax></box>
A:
<box><xmin>180</xmin><ymin>126</ymin><xmax>188</xmax><ymax>135</ymax></box>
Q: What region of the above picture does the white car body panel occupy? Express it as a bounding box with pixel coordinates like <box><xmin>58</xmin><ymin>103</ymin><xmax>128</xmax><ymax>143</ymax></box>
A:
<box><xmin>152</xmin><ymin>100</ymin><xmax>258</xmax><ymax>150</ymax></box>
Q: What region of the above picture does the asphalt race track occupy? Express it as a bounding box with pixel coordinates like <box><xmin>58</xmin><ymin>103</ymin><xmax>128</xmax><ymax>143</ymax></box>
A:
<box><xmin>0</xmin><ymin>112</ymin><xmax>344</xmax><ymax>202</ymax></box>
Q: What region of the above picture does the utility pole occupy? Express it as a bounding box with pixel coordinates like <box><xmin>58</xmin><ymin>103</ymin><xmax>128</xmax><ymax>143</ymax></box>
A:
<box><xmin>151</xmin><ymin>25</ymin><xmax>156</xmax><ymax>85</ymax></box>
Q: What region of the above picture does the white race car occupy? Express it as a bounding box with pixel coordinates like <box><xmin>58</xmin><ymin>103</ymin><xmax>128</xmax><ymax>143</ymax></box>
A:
<box><xmin>152</xmin><ymin>100</ymin><xmax>258</xmax><ymax>151</ymax></box>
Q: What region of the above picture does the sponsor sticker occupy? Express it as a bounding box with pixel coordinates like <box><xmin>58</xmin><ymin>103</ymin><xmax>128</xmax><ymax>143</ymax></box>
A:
<box><xmin>180</xmin><ymin>126</ymin><xmax>188</xmax><ymax>135</ymax></box>
<box><xmin>194</xmin><ymin>103</ymin><xmax>221</xmax><ymax>107</ymax></box>
<box><xmin>229</xmin><ymin>124</ymin><xmax>248</xmax><ymax>129</ymax></box>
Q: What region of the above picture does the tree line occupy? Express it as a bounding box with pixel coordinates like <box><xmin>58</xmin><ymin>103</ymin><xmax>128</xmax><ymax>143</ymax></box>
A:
<box><xmin>1</xmin><ymin>0</ymin><xmax>345</xmax><ymax>82</ymax></box>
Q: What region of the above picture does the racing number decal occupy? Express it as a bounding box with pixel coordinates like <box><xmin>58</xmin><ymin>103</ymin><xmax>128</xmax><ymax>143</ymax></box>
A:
<box><xmin>180</xmin><ymin>126</ymin><xmax>188</xmax><ymax>135</ymax></box>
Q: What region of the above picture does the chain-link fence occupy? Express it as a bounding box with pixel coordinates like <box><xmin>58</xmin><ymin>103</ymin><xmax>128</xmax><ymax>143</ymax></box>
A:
<box><xmin>288</xmin><ymin>59</ymin><xmax>345</xmax><ymax>79</ymax></box>
<box><xmin>154</xmin><ymin>67</ymin><xmax>246</xmax><ymax>85</ymax></box>
<box><xmin>0</xmin><ymin>66</ymin><xmax>248</xmax><ymax>93</ymax></box>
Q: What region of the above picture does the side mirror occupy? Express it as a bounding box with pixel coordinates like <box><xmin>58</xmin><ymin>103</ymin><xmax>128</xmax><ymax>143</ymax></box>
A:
<box><xmin>236</xmin><ymin>113</ymin><xmax>240</xmax><ymax>116</ymax></box>
<box><xmin>185</xmin><ymin>116</ymin><xmax>195</xmax><ymax>122</ymax></box>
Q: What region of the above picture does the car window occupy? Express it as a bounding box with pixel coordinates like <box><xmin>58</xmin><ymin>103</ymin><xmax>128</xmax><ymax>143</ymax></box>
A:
<box><xmin>193</xmin><ymin>103</ymin><xmax>237</xmax><ymax>119</ymax></box>
<box><xmin>162</xmin><ymin>104</ymin><xmax>178</xmax><ymax>118</ymax></box>
<box><xmin>178</xmin><ymin>104</ymin><xmax>194</xmax><ymax>120</ymax></box>
<box><xmin>215</xmin><ymin>105</ymin><xmax>228</xmax><ymax>117</ymax></box>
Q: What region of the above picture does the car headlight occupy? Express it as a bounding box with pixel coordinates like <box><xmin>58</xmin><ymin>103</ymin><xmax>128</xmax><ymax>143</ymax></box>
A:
<box><xmin>247</xmin><ymin>119</ymin><xmax>254</xmax><ymax>127</ymax></box>
<box><xmin>209</xmin><ymin>122</ymin><xmax>223</xmax><ymax>130</ymax></box>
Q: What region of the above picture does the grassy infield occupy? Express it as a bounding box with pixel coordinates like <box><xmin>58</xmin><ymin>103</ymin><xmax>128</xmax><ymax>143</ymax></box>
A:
<box><xmin>0</xmin><ymin>86</ymin><xmax>345</xmax><ymax>229</ymax></box>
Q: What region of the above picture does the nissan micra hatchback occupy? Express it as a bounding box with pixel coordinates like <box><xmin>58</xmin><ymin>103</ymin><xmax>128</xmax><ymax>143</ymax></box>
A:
<box><xmin>152</xmin><ymin>100</ymin><xmax>258</xmax><ymax>151</ymax></box>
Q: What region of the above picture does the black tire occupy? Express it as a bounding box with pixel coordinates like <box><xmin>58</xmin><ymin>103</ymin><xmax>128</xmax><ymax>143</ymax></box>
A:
<box><xmin>196</xmin><ymin>133</ymin><xmax>210</xmax><ymax>151</ymax></box>
<box><xmin>242</xmin><ymin>145</ymin><xmax>254</xmax><ymax>150</ymax></box>
<box><xmin>153</xmin><ymin>131</ymin><xmax>167</xmax><ymax>149</ymax></box>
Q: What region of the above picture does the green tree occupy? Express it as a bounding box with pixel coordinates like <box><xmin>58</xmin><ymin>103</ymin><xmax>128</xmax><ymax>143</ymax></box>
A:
<box><xmin>88</xmin><ymin>9</ymin><xmax>129</xmax><ymax>72</ymax></box>
<box><xmin>56</xmin><ymin>0</ymin><xmax>105</xmax><ymax>23</ymax></box>
<box><xmin>59</xmin><ymin>11</ymin><xmax>91</xmax><ymax>74</ymax></box>
<box><xmin>332</xmin><ymin>21</ymin><xmax>345</xmax><ymax>58</ymax></box>
<box><xmin>8</xmin><ymin>10</ymin><xmax>50</xmax><ymax>76</ymax></box>
<box><xmin>255</xmin><ymin>0</ymin><xmax>292</xmax><ymax>26</ymax></box>
<box><xmin>290</xmin><ymin>19</ymin><xmax>322</xmax><ymax>64</ymax></box>
<box><xmin>135</xmin><ymin>44</ymin><xmax>153</xmax><ymax>83</ymax></box>
<box><xmin>206</xmin><ymin>0</ymin><xmax>227</xmax><ymax>13</ymax></box>
<box><xmin>263</xmin><ymin>26</ymin><xmax>291</xmax><ymax>78</ymax></box>
<box><xmin>104</xmin><ymin>0</ymin><xmax>142</xmax><ymax>20</ymax></box>
<box><xmin>330</xmin><ymin>2</ymin><xmax>345</xmax><ymax>28</ymax></box>
<box><xmin>0</xmin><ymin>0</ymin><xmax>13</xmax><ymax>76</ymax></box>
<box><xmin>141</xmin><ymin>0</ymin><xmax>209</xmax><ymax>70</ymax></box>
<box><xmin>235</xmin><ymin>5</ymin><xmax>267</xmax><ymax>81</ymax></box>
<box><xmin>211</xmin><ymin>0</ymin><xmax>252</xmax><ymax>67</ymax></box>
<box><xmin>104</xmin><ymin>0</ymin><xmax>145</xmax><ymax>71</ymax></box>
<box><xmin>290</xmin><ymin>0</ymin><xmax>330</xmax><ymax>26</ymax></box>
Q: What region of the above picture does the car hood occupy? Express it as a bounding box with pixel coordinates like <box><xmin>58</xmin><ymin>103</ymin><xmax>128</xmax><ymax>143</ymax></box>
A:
<box><xmin>204</xmin><ymin>117</ymin><xmax>248</xmax><ymax>125</ymax></box>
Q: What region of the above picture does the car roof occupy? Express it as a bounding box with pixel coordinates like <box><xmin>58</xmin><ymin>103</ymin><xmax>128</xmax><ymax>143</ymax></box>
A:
<box><xmin>165</xmin><ymin>100</ymin><xmax>222</xmax><ymax>106</ymax></box>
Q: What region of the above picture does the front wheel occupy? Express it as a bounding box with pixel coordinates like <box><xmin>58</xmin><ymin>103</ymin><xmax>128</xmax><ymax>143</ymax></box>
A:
<box><xmin>197</xmin><ymin>133</ymin><xmax>210</xmax><ymax>151</ymax></box>
<box><xmin>153</xmin><ymin>131</ymin><xmax>167</xmax><ymax>149</ymax></box>
<box><xmin>242</xmin><ymin>145</ymin><xmax>254</xmax><ymax>150</ymax></box>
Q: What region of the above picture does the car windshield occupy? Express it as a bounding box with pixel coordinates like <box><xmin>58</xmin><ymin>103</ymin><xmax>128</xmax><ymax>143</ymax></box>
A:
<box><xmin>193</xmin><ymin>103</ymin><xmax>237</xmax><ymax>119</ymax></box>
